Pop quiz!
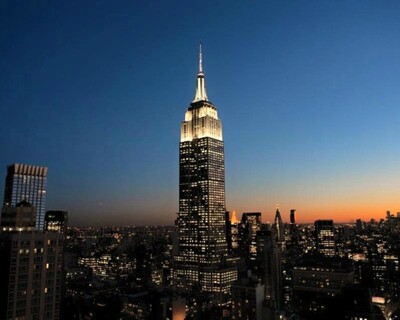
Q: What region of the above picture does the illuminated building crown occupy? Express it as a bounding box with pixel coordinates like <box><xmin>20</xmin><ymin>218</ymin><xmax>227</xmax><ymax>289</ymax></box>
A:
<box><xmin>180</xmin><ymin>45</ymin><xmax>222</xmax><ymax>142</ymax></box>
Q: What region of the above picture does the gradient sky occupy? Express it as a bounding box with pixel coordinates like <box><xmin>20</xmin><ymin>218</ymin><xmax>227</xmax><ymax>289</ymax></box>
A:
<box><xmin>1</xmin><ymin>1</ymin><xmax>400</xmax><ymax>226</ymax></box>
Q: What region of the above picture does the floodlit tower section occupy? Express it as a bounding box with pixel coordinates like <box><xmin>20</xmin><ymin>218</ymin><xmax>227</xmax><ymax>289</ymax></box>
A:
<box><xmin>174</xmin><ymin>45</ymin><xmax>237</xmax><ymax>305</ymax></box>
<box><xmin>180</xmin><ymin>102</ymin><xmax>222</xmax><ymax>142</ymax></box>
<box><xmin>181</xmin><ymin>46</ymin><xmax>221</xmax><ymax>143</ymax></box>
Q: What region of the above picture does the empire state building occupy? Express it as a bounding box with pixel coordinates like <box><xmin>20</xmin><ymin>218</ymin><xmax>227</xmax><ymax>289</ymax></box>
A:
<box><xmin>173</xmin><ymin>46</ymin><xmax>237</xmax><ymax>304</ymax></box>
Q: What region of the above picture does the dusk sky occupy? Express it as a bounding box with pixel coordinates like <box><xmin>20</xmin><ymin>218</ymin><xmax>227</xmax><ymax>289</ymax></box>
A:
<box><xmin>2</xmin><ymin>1</ymin><xmax>400</xmax><ymax>226</ymax></box>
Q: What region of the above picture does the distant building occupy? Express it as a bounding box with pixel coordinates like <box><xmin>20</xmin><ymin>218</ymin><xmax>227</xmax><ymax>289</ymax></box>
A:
<box><xmin>315</xmin><ymin>219</ymin><xmax>335</xmax><ymax>256</ymax></box>
<box><xmin>2</xmin><ymin>163</ymin><xmax>48</xmax><ymax>230</ymax></box>
<box><xmin>293</xmin><ymin>257</ymin><xmax>354</xmax><ymax>294</ymax></box>
<box><xmin>225</xmin><ymin>211</ymin><xmax>233</xmax><ymax>253</ymax></box>
<box><xmin>229</xmin><ymin>211</ymin><xmax>240</xmax><ymax>253</ymax></box>
<box><xmin>273</xmin><ymin>207</ymin><xmax>284</xmax><ymax>242</ymax></box>
<box><xmin>289</xmin><ymin>209</ymin><xmax>298</xmax><ymax>243</ymax></box>
<box><xmin>0</xmin><ymin>201</ymin><xmax>64</xmax><ymax>320</ymax></box>
<box><xmin>256</xmin><ymin>228</ymin><xmax>283</xmax><ymax>312</ymax></box>
<box><xmin>290</xmin><ymin>209</ymin><xmax>296</xmax><ymax>225</ymax></box>
<box><xmin>45</xmin><ymin>210</ymin><xmax>68</xmax><ymax>233</ymax></box>
<box><xmin>356</xmin><ymin>219</ymin><xmax>363</xmax><ymax>234</ymax></box>
<box><xmin>239</xmin><ymin>212</ymin><xmax>262</xmax><ymax>264</ymax></box>
<box><xmin>231</xmin><ymin>277</ymin><xmax>264</xmax><ymax>320</ymax></box>
<box><xmin>292</xmin><ymin>256</ymin><xmax>354</xmax><ymax>318</ymax></box>
<box><xmin>121</xmin><ymin>292</ymin><xmax>172</xmax><ymax>320</ymax></box>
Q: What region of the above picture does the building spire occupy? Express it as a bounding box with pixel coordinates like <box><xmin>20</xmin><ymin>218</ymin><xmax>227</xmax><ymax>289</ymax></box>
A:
<box><xmin>199</xmin><ymin>43</ymin><xmax>203</xmax><ymax>74</ymax></box>
<box><xmin>193</xmin><ymin>43</ymin><xmax>208</xmax><ymax>102</ymax></box>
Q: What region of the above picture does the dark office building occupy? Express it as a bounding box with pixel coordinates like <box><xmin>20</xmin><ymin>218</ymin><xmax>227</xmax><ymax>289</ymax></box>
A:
<box><xmin>273</xmin><ymin>208</ymin><xmax>284</xmax><ymax>242</ymax></box>
<box><xmin>292</xmin><ymin>255</ymin><xmax>354</xmax><ymax>318</ymax></box>
<box><xmin>45</xmin><ymin>210</ymin><xmax>68</xmax><ymax>234</ymax></box>
<box><xmin>356</xmin><ymin>218</ymin><xmax>363</xmax><ymax>234</ymax></box>
<box><xmin>1</xmin><ymin>200</ymin><xmax>36</xmax><ymax>231</ymax></box>
<box><xmin>290</xmin><ymin>209</ymin><xmax>296</xmax><ymax>225</ymax></box>
<box><xmin>0</xmin><ymin>202</ymin><xmax>64</xmax><ymax>320</ymax></box>
<box><xmin>228</xmin><ymin>211</ymin><xmax>240</xmax><ymax>254</ymax></box>
<box><xmin>231</xmin><ymin>277</ymin><xmax>264</xmax><ymax>320</ymax></box>
<box><xmin>2</xmin><ymin>163</ymin><xmax>48</xmax><ymax>230</ymax></box>
<box><xmin>315</xmin><ymin>219</ymin><xmax>335</xmax><ymax>256</ymax></box>
<box><xmin>225</xmin><ymin>211</ymin><xmax>232</xmax><ymax>253</ymax></box>
<box><xmin>256</xmin><ymin>228</ymin><xmax>283</xmax><ymax>312</ymax></box>
<box><xmin>239</xmin><ymin>212</ymin><xmax>262</xmax><ymax>264</ymax></box>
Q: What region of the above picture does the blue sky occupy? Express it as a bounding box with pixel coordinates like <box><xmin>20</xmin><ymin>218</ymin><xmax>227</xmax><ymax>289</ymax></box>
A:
<box><xmin>1</xmin><ymin>1</ymin><xmax>400</xmax><ymax>225</ymax></box>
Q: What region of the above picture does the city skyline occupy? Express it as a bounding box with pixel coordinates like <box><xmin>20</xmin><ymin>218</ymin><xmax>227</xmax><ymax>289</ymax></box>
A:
<box><xmin>2</xmin><ymin>1</ymin><xmax>400</xmax><ymax>226</ymax></box>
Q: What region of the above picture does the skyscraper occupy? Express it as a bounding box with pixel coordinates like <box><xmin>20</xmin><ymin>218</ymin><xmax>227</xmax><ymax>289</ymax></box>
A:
<box><xmin>256</xmin><ymin>228</ymin><xmax>283</xmax><ymax>314</ymax></box>
<box><xmin>0</xmin><ymin>201</ymin><xmax>64</xmax><ymax>320</ymax></box>
<box><xmin>228</xmin><ymin>211</ymin><xmax>240</xmax><ymax>254</ymax></box>
<box><xmin>3</xmin><ymin>163</ymin><xmax>48</xmax><ymax>230</ymax></box>
<box><xmin>289</xmin><ymin>209</ymin><xmax>298</xmax><ymax>242</ymax></box>
<box><xmin>1</xmin><ymin>200</ymin><xmax>36</xmax><ymax>232</ymax></box>
<box><xmin>45</xmin><ymin>210</ymin><xmax>68</xmax><ymax>234</ymax></box>
<box><xmin>273</xmin><ymin>207</ymin><xmax>284</xmax><ymax>242</ymax></box>
<box><xmin>315</xmin><ymin>219</ymin><xmax>335</xmax><ymax>256</ymax></box>
<box><xmin>173</xmin><ymin>45</ymin><xmax>237</xmax><ymax>304</ymax></box>
<box><xmin>290</xmin><ymin>209</ymin><xmax>296</xmax><ymax>225</ymax></box>
<box><xmin>239</xmin><ymin>212</ymin><xmax>262</xmax><ymax>264</ymax></box>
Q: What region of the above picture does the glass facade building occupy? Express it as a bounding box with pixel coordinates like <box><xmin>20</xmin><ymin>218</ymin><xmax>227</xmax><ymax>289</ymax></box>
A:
<box><xmin>3</xmin><ymin>163</ymin><xmax>48</xmax><ymax>230</ymax></box>
<box><xmin>173</xmin><ymin>46</ymin><xmax>237</xmax><ymax>304</ymax></box>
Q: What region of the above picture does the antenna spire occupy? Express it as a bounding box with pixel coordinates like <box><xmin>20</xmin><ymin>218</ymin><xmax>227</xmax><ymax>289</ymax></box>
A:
<box><xmin>199</xmin><ymin>43</ymin><xmax>203</xmax><ymax>74</ymax></box>
<box><xmin>193</xmin><ymin>43</ymin><xmax>208</xmax><ymax>102</ymax></box>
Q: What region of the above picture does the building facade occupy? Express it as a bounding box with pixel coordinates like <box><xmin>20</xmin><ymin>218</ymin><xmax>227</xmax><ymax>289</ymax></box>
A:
<box><xmin>290</xmin><ymin>209</ymin><xmax>296</xmax><ymax>225</ymax></box>
<box><xmin>315</xmin><ymin>219</ymin><xmax>335</xmax><ymax>256</ymax></box>
<box><xmin>292</xmin><ymin>256</ymin><xmax>354</xmax><ymax>317</ymax></box>
<box><xmin>45</xmin><ymin>211</ymin><xmax>68</xmax><ymax>234</ymax></box>
<box><xmin>231</xmin><ymin>278</ymin><xmax>264</xmax><ymax>320</ymax></box>
<box><xmin>239</xmin><ymin>212</ymin><xmax>262</xmax><ymax>264</ymax></box>
<box><xmin>273</xmin><ymin>208</ymin><xmax>284</xmax><ymax>243</ymax></box>
<box><xmin>0</xmin><ymin>202</ymin><xmax>64</xmax><ymax>320</ymax></box>
<box><xmin>256</xmin><ymin>228</ymin><xmax>283</xmax><ymax>312</ymax></box>
<box><xmin>1</xmin><ymin>200</ymin><xmax>37</xmax><ymax>232</ymax></box>
<box><xmin>173</xmin><ymin>46</ymin><xmax>237</xmax><ymax>304</ymax></box>
<box><xmin>3</xmin><ymin>163</ymin><xmax>48</xmax><ymax>230</ymax></box>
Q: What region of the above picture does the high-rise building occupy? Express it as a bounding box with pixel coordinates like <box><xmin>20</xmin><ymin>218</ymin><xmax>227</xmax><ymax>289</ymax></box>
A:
<box><xmin>292</xmin><ymin>256</ymin><xmax>354</xmax><ymax>317</ymax></box>
<box><xmin>231</xmin><ymin>278</ymin><xmax>265</xmax><ymax>320</ymax></box>
<box><xmin>356</xmin><ymin>219</ymin><xmax>363</xmax><ymax>234</ymax></box>
<box><xmin>1</xmin><ymin>200</ymin><xmax>36</xmax><ymax>232</ymax></box>
<box><xmin>256</xmin><ymin>228</ymin><xmax>283</xmax><ymax>312</ymax></box>
<box><xmin>2</xmin><ymin>163</ymin><xmax>48</xmax><ymax>230</ymax></box>
<box><xmin>0</xmin><ymin>201</ymin><xmax>64</xmax><ymax>320</ymax></box>
<box><xmin>173</xmin><ymin>46</ymin><xmax>237</xmax><ymax>304</ymax></box>
<box><xmin>273</xmin><ymin>207</ymin><xmax>284</xmax><ymax>242</ymax></box>
<box><xmin>289</xmin><ymin>209</ymin><xmax>298</xmax><ymax>243</ymax></box>
<box><xmin>315</xmin><ymin>219</ymin><xmax>335</xmax><ymax>256</ymax></box>
<box><xmin>225</xmin><ymin>211</ymin><xmax>233</xmax><ymax>253</ymax></box>
<box><xmin>239</xmin><ymin>212</ymin><xmax>262</xmax><ymax>264</ymax></box>
<box><xmin>290</xmin><ymin>209</ymin><xmax>296</xmax><ymax>225</ymax></box>
<box><xmin>45</xmin><ymin>210</ymin><xmax>68</xmax><ymax>234</ymax></box>
<box><xmin>228</xmin><ymin>211</ymin><xmax>240</xmax><ymax>254</ymax></box>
